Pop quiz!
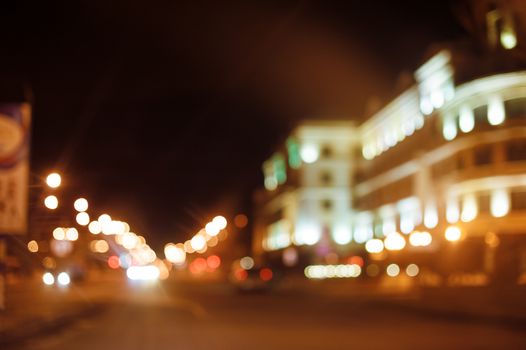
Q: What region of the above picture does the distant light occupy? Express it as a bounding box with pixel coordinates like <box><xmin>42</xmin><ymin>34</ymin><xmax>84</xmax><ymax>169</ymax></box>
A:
<box><xmin>459</xmin><ymin>105</ymin><xmax>474</xmax><ymax>133</ymax></box>
<box><xmin>490</xmin><ymin>189</ymin><xmax>510</xmax><ymax>218</ymax></box>
<box><xmin>445</xmin><ymin>226</ymin><xmax>462</xmax><ymax>242</ymax></box>
<box><xmin>485</xmin><ymin>232</ymin><xmax>500</xmax><ymax>248</ymax></box>
<box><xmin>119</xmin><ymin>253</ymin><xmax>132</xmax><ymax>269</ymax></box>
<box><xmin>42</xmin><ymin>256</ymin><xmax>56</xmax><ymax>269</ymax></box>
<box><xmin>90</xmin><ymin>239</ymin><xmax>109</xmax><ymax>253</ymax></box>
<box><xmin>57</xmin><ymin>272</ymin><xmax>71</xmax><ymax>286</ymax></box>
<box><xmin>190</xmin><ymin>257</ymin><xmax>207</xmax><ymax>274</ymax></box>
<box><xmin>98</xmin><ymin>214</ymin><xmax>112</xmax><ymax>225</ymax></box>
<box><xmin>365</xmin><ymin>239</ymin><xmax>384</xmax><ymax>254</ymax></box>
<box><xmin>446</xmin><ymin>197</ymin><xmax>460</xmax><ymax>223</ymax></box>
<box><xmin>74</xmin><ymin>198</ymin><xmax>89</xmax><ymax>212</ymax></box>
<box><xmin>406</xmin><ymin>264</ymin><xmax>419</xmax><ymax>277</ymax></box>
<box><xmin>207</xmin><ymin>236</ymin><xmax>219</xmax><ymax>247</ymax></box>
<box><xmin>44</xmin><ymin>195</ymin><xmax>58</xmax><ymax>209</ymax></box>
<box><xmin>164</xmin><ymin>243</ymin><xmax>186</xmax><ymax>265</ymax></box>
<box><xmin>27</xmin><ymin>240</ymin><xmax>39</xmax><ymax>253</ymax></box>
<box><xmin>65</xmin><ymin>228</ymin><xmax>78</xmax><ymax>241</ymax></box>
<box><xmin>260</xmin><ymin>268</ymin><xmax>273</xmax><ymax>281</ymax></box>
<box><xmin>386</xmin><ymin>264</ymin><xmax>400</xmax><ymax>277</ymax></box>
<box><xmin>460</xmin><ymin>194</ymin><xmax>478</xmax><ymax>222</ymax></box>
<box><xmin>304</xmin><ymin>264</ymin><xmax>361</xmax><ymax>279</ymax></box>
<box><xmin>500</xmin><ymin>24</ymin><xmax>517</xmax><ymax>49</ymax></box>
<box><xmin>348</xmin><ymin>256</ymin><xmax>364</xmax><ymax>267</ymax></box>
<box><xmin>212</xmin><ymin>216</ymin><xmax>227</xmax><ymax>230</ymax></box>
<box><xmin>443</xmin><ymin>114</ymin><xmax>457</xmax><ymax>140</ymax></box>
<box><xmin>76</xmin><ymin>212</ymin><xmax>90</xmax><ymax>226</ymax></box>
<box><xmin>46</xmin><ymin>173</ymin><xmax>61</xmax><ymax>188</ymax></box>
<box><xmin>126</xmin><ymin>265</ymin><xmax>160</xmax><ymax>281</ymax></box>
<box><xmin>234</xmin><ymin>214</ymin><xmax>248</xmax><ymax>228</ymax></box>
<box><xmin>299</xmin><ymin>144</ymin><xmax>319</xmax><ymax>164</ymax></box>
<box><xmin>409</xmin><ymin>231</ymin><xmax>432</xmax><ymax>247</ymax></box>
<box><xmin>190</xmin><ymin>234</ymin><xmax>206</xmax><ymax>251</ymax></box>
<box><xmin>107</xmin><ymin>255</ymin><xmax>120</xmax><ymax>269</ymax></box>
<box><xmin>282</xmin><ymin>247</ymin><xmax>298</xmax><ymax>267</ymax></box>
<box><xmin>240</xmin><ymin>256</ymin><xmax>255</xmax><ymax>270</ymax></box>
<box><xmin>366</xmin><ymin>264</ymin><xmax>380</xmax><ymax>277</ymax></box>
<box><xmin>423</xmin><ymin>204</ymin><xmax>438</xmax><ymax>229</ymax></box>
<box><xmin>430</xmin><ymin>90</ymin><xmax>444</xmax><ymax>109</ymax></box>
<box><xmin>205</xmin><ymin>222</ymin><xmax>220</xmax><ymax>236</ymax></box>
<box><xmin>420</xmin><ymin>97</ymin><xmax>433</xmax><ymax>115</ymax></box>
<box><xmin>332</xmin><ymin>226</ymin><xmax>352</xmax><ymax>245</ymax></box>
<box><xmin>121</xmin><ymin>232</ymin><xmax>139</xmax><ymax>250</ymax></box>
<box><xmin>42</xmin><ymin>272</ymin><xmax>55</xmax><ymax>285</ymax></box>
<box><xmin>487</xmin><ymin>96</ymin><xmax>505</xmax><ymax>125</ymax></box>
<box><xmin>53</xmin><ymin>227</ymin><xmax>66</xmax><ymax>240</ymax></box>
<box><xmin>264</xmin><ymin>177</ymin><xmax>278</xmax><ymax>191</ymax></box>
<box><xmin>206</xmin><ymin>255</ymin><xmax>221</xmax><ymax>269</ymax></box>
<box><xmin>362</xmin><ymin>144</ymin><xmax>375</xmax><ymax>160</ymax></box>
<box><xmin>296</xmin><ymin>223</ymin><xmax>321</xmax><ymax>246</ymax></box>
<box><xmin>88</xmin><ymin>221</ymin><xmax>102</xmax><ymax>234</ymax></box>
<box><xmin>384</xmin><ymin>232</ymin><xmax>406</xmax><ymax>251</ymax></box>
<box><xmin>183</xmin><ymin>240</ymin><xmax>195</xmax><ymax>253</ymax></box>
<box><xmin>234</xmin><ymin>268</ymin><xmax>248</xmax><ymax>281</ymax></box>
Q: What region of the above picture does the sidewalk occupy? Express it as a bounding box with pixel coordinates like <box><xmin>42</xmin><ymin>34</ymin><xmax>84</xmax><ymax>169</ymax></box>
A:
<box><xmin>0</xmin><ymin>271</ymin><xmax>122</xmax><ymax>346</ymax></box>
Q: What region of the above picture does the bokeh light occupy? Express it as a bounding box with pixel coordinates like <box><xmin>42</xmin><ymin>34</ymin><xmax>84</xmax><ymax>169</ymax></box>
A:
<box><xmin>46</xmin><ymin>173</ymin><xmax>61</xmax><ymax>188</ymax></box>
<box><xmin>240</xmin><ymin>256</ymin><xmax>255</xmax><ymax>270</ymax></box>
<box><xmin>234</xmin><ymin>214</ymin><xmax>248</xmax><ymax>228</ymax></box>
<box><xmin>27</xmin><ymin>240</ymin><xmax>39</xmax><ymax>253</ymax></box>
<box><xmin>88</xmin><ymin>221</ymin><xmax>102</xmax><ymax>234</ymax></box>
<box><xmin>74</xmin><ymin>198</ymin><xmax>89</xmax><ymax>212</ymax></box>
<box><xmin>44</xmin><ymin>195</ymin><xmax>58</xmax><ymax>209</ymax></box>
<box><xmin>386</xmin><ymin>263</ymin><xmax>400</xmax><ymax>277</ymax></box>
<box><xmin>53</xmin><ymin>227</ymin><xmax>66</xmax><ymax>240</ymax></box>
<box><xmin>76</xmin><ymin>212</ymin><xmax>90</xmax><ymax>226</ymax></box>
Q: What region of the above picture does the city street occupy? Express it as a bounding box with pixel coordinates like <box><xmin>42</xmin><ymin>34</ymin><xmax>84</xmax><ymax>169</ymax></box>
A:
<box><xmin>8</xmin><ymin>277</ymin><xmax>526</xmax><ymax>350</ymax></box>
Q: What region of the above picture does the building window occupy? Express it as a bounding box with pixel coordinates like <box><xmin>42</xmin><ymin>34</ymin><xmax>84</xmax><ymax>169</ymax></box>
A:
<box><xmin>474</xmin><ymin>144</ymin><xmax>493</xmax><ymax>166</ymax></box>
<box><xmin>320</xmin><ymin>146</ymin><xmax>333</xmax><ymax>159</ymax></box>
<box><xmin>511</xmin><ymin>191</ymin><xmax>526</xmax><ymax>210</ymax></box>
<box><xmin>321</xmin><ymin>199</ymin><xmax>333</xmax><ymax>211</ymax></box>
<box><xmin>320</xmin><ymin>172</ymin><xmax>333</xmax><ymax>185</ymax></box>
<box><xmin>478</xmin><ymin>193</ymin><xmax>491</xmax><ymax>214</ymax></box>
<box><xmin>505</xmin><ymin>98</ymin><xmax>526</xmax><ymax>120</ymax></box>
<box><xmin>506</xmin><ymin>139</ymin><xmax>526</xmax><ymax>162</ymax></box>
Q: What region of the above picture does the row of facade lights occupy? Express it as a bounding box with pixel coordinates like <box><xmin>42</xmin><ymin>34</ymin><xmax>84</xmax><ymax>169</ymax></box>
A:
<box><xmin>163</xmin><ymin>215</ymin><xmax>228</xmax><ymax>266</ymax></box>
<box><xmin>32</xmin><ymin>172</ymin><xmax>164</xmax><ymax>282</ymax></box>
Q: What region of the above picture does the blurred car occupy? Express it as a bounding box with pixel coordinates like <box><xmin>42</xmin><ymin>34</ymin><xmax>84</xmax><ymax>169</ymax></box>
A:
<box><xmin>229</xmin><ymin>265</ymin><xmax>274</xmax><ymax>293</ymax></box>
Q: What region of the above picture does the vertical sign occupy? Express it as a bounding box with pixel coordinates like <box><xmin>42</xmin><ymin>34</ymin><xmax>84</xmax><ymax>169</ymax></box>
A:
<box><xmin>0</xmin><ymin>103</ymin><xmax>30</xmax><ymax>310</ymax></box>
<box><xmin>0</xmin><ymin>103</ymin><xmax>30</xmax><ymax>235</ymax></box>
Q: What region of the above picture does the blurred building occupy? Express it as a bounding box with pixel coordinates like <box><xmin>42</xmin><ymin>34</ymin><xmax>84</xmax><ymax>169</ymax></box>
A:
<box><xmin>253</xmin><ymin>0</ymin><xmax>526</xmax><ymax>284</ymax></box>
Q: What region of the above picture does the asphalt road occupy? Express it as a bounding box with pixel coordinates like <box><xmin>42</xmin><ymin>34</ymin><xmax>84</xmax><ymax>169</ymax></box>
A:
<box><xmin>11</xmin><ymin>279</ymin><xmax>526</xmax><ymax>350</ymax></box>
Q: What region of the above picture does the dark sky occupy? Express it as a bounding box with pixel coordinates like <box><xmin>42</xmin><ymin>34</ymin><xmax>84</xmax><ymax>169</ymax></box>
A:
<box><xmin>1</xmin><ymin>1</ymin><xmax>466</xmax><ymax>248</ymax></box>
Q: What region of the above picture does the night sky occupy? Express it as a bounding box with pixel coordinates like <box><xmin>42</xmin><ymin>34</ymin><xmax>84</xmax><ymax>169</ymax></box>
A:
<box><xmin>1</xmin><ymin>1</ymin><xmax>466</xmax><ymax>248</ymax></box>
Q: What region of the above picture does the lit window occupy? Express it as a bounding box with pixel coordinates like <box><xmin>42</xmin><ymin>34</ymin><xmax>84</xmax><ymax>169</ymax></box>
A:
<box><xmin>459</xmin><ymin>105</ymin><xmax>474</xmax><ymax>133</ymax></box>
<box><xmin>487</xmin><ymin>96</ymin><xmax>505</xmax><ymax>125</ymax></box>
<box><xmin>442</xmin><ymin>114</ymin><xmax>457</xmax><ymax>141</ymax></box>
<box><xmin>490</xmin><ymin>189</ymin><xmax>510</xmax><ymax>217</ymax></box>
<box><xmin>461</xmin><ymin>193</ymin><xmax>478</xmax><ymax>222</ymax></box>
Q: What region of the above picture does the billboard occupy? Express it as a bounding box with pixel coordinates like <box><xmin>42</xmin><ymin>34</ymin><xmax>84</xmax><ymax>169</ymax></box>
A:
<box><xmin>0</xmin><ymin>103</ymin><xmax>30</xmax><ymax>235</ymax></box>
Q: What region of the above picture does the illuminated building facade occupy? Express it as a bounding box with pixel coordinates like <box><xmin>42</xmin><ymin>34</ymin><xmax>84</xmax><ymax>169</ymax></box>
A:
<box><xmin>253</xmin><ymin>2</ymin><xmax>526</xmax><ymax>283</ymax></box>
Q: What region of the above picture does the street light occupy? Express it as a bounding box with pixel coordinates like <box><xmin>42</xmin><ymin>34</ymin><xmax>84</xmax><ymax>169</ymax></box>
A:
<box><xmin>44</xmin><ymin>195</ymin><xmax>58</xmax><ymax>209</ymax></box>
<box><xmin>46</xmin><ymin>173</ymin><xmax>61</xmax><ymax>188</ymax></box>
<box><xmin>74</xmin><ymin>198</ymin><xmax>88</xmax><ymax>212</ymax></box>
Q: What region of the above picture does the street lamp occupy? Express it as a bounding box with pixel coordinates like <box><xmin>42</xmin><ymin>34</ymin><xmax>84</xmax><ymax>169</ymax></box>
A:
<box><xmin>46</xmin><ymin>173</ymin><xmax>61</xmax><ymax>188</ymax></box>
<box><xmin>44</xmin><ymin>195</ymin><xmax>58</xmax><ymax>209</ymax></box>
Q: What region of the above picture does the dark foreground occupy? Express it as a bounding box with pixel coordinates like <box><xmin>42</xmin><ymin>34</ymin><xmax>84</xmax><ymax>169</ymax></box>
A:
<box><xmin>6</xmin><ymin>277</ymin><xmax>526</xmax><ymax>350</ymax></box>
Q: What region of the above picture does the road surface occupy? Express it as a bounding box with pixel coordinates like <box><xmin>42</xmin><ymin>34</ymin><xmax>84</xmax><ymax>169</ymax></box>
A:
<box><xmin>10</xmin><ymin>279</ymin><xmax>526</xmax><ymax>350</ymax></box>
